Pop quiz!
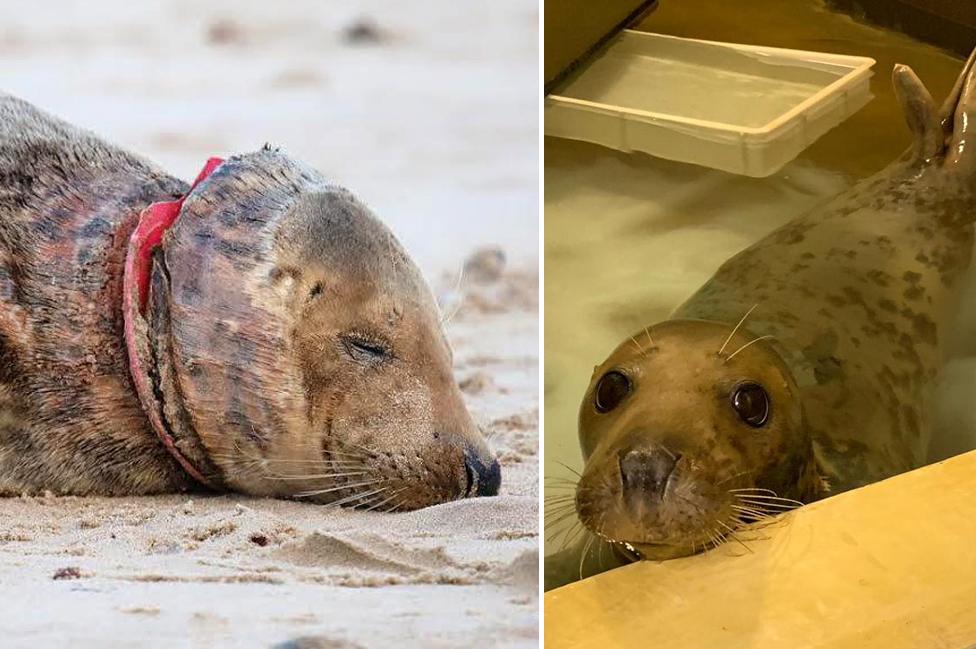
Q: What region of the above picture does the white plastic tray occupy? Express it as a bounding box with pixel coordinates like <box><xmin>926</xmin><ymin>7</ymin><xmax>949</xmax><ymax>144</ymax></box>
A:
<box><xmin>545</xmin><ymin>31</ymin><xmax>876</xmax><ymax>177</ymax></box>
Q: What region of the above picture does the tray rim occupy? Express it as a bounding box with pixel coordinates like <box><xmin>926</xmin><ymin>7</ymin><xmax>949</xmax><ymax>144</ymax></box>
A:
<box><xmin>546</xmin><ymin>30</ymin><xmax>876</xmax><ymax>140</ymax></box>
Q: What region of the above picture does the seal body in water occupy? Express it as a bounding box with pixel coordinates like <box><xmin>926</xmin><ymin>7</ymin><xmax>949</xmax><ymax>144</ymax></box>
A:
<box><xmin>0</xmin><ymin>93</ymin><xmax>500</xmax><ymax>509</ymax></box>
<box><xmin>571</xmin><ymin>54</ymin><xmax>976</xmax><ymax>562</ymax></box>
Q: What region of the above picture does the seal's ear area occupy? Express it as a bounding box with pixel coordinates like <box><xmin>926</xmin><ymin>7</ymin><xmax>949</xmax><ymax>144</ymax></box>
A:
<box><xmin>892</xmin><ymin>63</ymin><xmax>941</xmax><ymax>161</ymax></box>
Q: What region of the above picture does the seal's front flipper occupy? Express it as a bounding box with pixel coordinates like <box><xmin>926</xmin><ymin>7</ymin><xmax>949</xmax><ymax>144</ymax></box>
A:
<box><xmin>893</xmin><ymin>64</ymin><xmax>941</xmax><ymax>162</ymax></box>
<box><xmin>940</xmin><ymin>48</ymin><xmax>976</xmax><ymax>132</ymax></box>
<box><xmin>944</xmin><ymin>46</ymin><xmax>976</xmax><ymax>172</ymax></box>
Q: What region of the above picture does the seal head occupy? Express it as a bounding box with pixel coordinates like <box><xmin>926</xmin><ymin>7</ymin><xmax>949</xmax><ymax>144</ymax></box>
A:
<box><xmin>576</xmin><ymin>320</ymin><xmax>818</xmax><ymax>559</ymax></box>
<box><xmin>145</xmin><ymin>148</ymin><xmax>499</xmax><ymax>510</ymax></box>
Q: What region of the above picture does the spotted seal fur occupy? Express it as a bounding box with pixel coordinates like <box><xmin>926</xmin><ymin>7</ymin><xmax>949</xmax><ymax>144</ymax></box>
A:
<box><xmin>568</xmin><ymin>52</ymin><xmax>976</xmax><ymax>565</ymax></box>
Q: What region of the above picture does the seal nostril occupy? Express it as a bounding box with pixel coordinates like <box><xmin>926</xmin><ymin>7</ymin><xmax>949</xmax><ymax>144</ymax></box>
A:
<box><xmin>619</xmin><ymin>447</ymin><xmax>680</xmax><ymax>500</ymax></box>
<box><xmin>463</xmin><ymin>446</ymin><xmax>501</xmax><ymax>498</ymax></box>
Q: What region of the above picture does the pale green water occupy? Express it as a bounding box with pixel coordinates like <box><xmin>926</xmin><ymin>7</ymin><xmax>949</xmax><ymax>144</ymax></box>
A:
<box><xmin>544</xmin><ymin>0</ymin><xmax>973</xmax><ymax>562</ymax></box>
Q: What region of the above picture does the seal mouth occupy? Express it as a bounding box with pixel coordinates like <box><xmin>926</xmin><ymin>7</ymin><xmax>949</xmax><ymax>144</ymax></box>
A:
<box><xmin>296</xmin><ymin>438</ymin><xmax>499</xmax><ymax>510</ymax></box>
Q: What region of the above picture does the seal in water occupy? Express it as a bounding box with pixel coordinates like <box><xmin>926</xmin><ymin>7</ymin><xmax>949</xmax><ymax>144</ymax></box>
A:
<box><xmin>0</xmin><ymin>93</ymin><xmax>500</xmax><ymax>509</ymax></box>
<box><xmin>571</xmin><ymin>53</ymin><xmax>976</xmax><ymax>562</ymax></box>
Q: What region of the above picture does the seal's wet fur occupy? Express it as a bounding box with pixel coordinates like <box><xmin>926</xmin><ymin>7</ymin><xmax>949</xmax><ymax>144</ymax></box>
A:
<box><xmin>574</xmin><ymin>53</ymin><xmax>976</xmax><ymax>560</ymax></box>
<box><xmin>0</xmin><ymin>93</ymin><xmax>499</xmax><ymax>509</ymax></box>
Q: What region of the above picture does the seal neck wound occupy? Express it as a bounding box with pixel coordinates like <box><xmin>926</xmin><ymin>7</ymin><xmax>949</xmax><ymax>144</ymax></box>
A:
<box><xmin>122</xmin><ymin>157</ymin><xmax>224</xmax><ymax>489</ymax></box>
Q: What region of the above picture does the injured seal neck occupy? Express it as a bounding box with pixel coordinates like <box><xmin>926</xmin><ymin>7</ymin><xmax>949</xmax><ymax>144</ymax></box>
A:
<box><xmin>122</xmin><ymin>158</ymin><xmax>226</xmax><ymax>490</ymax></box>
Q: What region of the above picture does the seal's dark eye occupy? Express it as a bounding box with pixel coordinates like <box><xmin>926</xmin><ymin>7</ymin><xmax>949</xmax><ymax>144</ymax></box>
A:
<box><xmin>732</xmin><ymin>382</ymin><xmax>769</xmax><ymax>427</ymax></box>
<box><xmin>595</xmin><ymin>371</ymin><xmax>631</xmax><ymax>413</ymax></box>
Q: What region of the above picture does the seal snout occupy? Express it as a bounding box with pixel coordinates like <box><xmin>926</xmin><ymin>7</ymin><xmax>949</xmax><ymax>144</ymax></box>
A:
<box><xmin>463</xmin><ymin>445</ymin><xmax>501</xmax><ymax>497</ymax></box>
<box><xmin>618</xmin><ymin>446</ymin><xmax>680</xmax><ymax>505</ymax></box>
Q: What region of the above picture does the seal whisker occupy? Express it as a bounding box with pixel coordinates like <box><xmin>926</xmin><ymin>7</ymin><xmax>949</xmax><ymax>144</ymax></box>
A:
<box><xmin>724</xmin><ymin>334</ymin><xmax>776</xmax><ymax>363</ymax></box>
<box><xmin>544</xmin><ymin>519</ymin><xmax>577</xmax><ymax>543</ymax></box>
<box><xmin>553</xmin><ymin>461</ymin><xmax>582</xmax><ymax>478</ymax></box>
<box><xmin>716</xmin><ymin>519</ymin><xmax>754</xmax><ymax>553</ymax></box>
<box><xmin>440</xmin><ymin>264</ymin><xmax>466</xmax><ymax>325</ymax></box>
<box><xmin>544</xmin><ymin>510</ymin><xmax>577</xmax><ymax>522</ymax></box>
<box><xmin>544</xmin><ymin>500</ymin><xmax>577</xmax><ymax>509</ymax></box>
<box><xmin>579</xmin><ymin>534</ymin><xmax>596</xmax><ymax>581</ymax></box>
<box><xmin>548</xmin><ymin>505</ymin><xmax>581</xmax><ymax>525</ymax></box>
<box><xmin>715</xmin><ymin>468</ymin><xmax>756</xmax><ymax>487</ymax></box>
<box><xmin>717</xmin><ymin>303</ymin><xmax>759</xmax><ymax>357</ymax></box>
<box><xmin>548</xmin><ymin>521</ymin><xmax>580</xmax><ymax>549</ymax></box>
<box><xmin>545</xmin><ymin>513</ymin><xmax>580</xmax><ymax>529</ymax></box>
<box><xmin>544</xmin><ymin>502</ymin><xmax>577</xmax><ymax>515</ymax></box>
<box><xmin>729</xmin><ymin>504</ymin><xmax>771</xmax><ymax>517</ymax></box>
<box><xmin>736</xmin><ymin>497</ymin><xmax>801</xmax><ymax>508</ymax></box>
<box><xmin>705</xmin><ymin>526</ymin><xmax>723</xmax><ymax>552</ymax></box>
<box><xmin>353</xmin><ymin>491</ymin><xmax>387</xmax><ymax>509</ymax></box>
<box><xmin>362</xmin><ymin>488</ymin><xmax>406</xmax><ymax>513</ymax></box>
<box><xmin>559</xmin><ymin>521</ymin><xmax>586</xmax><ymax>552</ymax></box>
<box><xmin>544</xmin><ymin>476</ymin><xmax>579</xmax><ymax>485</ymax></box>
<box><xmin>731</xmin><ymin>490</ymin><xmax>801</xmax><ymax>500</ymax></box>
<box><xmin>730</xmin><ymin>504</ymin><xmax>775</xmax><ymax>520</ymax></box>
<box><xmin>734</xmin><ymin>493</ymin><xmax>803</xmax><ymax>506</ymax></box>
<box><xmin>357</xmin><ymin>487</ymin><xmax>402</xmax><ymax>511</ymax></box>
<box><xmin>544</xmin><ymin>503</ymin><xmax>577</xmax><ymax>515</ymax></box>
<box><xmin>295</xmin><ymin>478</ymin><xmax>386</xmax><ymax>499</ymax></box>
<box><xmin>544</xmin><ymin>492</ymin><xmax>576</xmax><ymax>501</ymax></box>
<box><xmin>643</xmin><ymin>326</ymin><xmax>656</xmax><ymax>352</ymax></box>
<box><xmin>267</xmin><ymin>471</ymin><xmax>369</xmax><ymax>481</ymax></box>
<box><xmin>544</xmin><ymin>480</ymin><xmax>578</xmax><ymax>489</ymax></box>
<box><xmin>320</xmin><ymin>450</ymin><xmax>370</xmax><ymax>460</ymax></box>
<box><xmin>737</xmin><ymin>501</ymin><xmax>800</xmax><ymax>513</ymax></box>
<box><xmin>328</xmin><ymin>485</ymin><xmax>390</xmax><ymax>508</ymax></box>
<box><xmin>256</xmin><ymin>456</ymin><xmax>366</xmax><ymax>466</ymax></box>
<box><xmin>348</xmin><ymin>443</ymin><xmax>386</xmax><ymax>459</ymax></box>
<box><xmin>630</xmin><ymin>335</ymin><xmax>645</xmax><ymax>355</ymax></box>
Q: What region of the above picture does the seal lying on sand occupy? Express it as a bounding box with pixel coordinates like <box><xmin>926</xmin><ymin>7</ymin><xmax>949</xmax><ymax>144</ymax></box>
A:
<box><xmin>0</xmin><ymin>93</ymin><xmax>500</xmax><ymax>510</ymax></box>
<box><xmin>568</xmin><ymin>52</ymin><xmax>976</xmax><ymax>564</ymax></box>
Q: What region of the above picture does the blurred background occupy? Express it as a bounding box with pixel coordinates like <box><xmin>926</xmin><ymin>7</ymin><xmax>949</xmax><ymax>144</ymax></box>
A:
<box><xmin>2</xmin><ymin>0</ymin><xmax>538</xmax><ymax>278</ymax></box>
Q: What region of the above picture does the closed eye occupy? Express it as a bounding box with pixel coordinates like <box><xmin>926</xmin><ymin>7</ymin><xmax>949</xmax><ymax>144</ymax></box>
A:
<box><xmin>341</xmin><ymin>333</ymin><xmax>392</xmax><ymax>363</ymax></box>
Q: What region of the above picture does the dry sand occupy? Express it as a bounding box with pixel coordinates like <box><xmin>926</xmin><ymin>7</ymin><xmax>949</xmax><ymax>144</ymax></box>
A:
<box><xmin>0</xmin><ymin>0</ymin><xmax>538</xmax><ymax>646</ymax></box>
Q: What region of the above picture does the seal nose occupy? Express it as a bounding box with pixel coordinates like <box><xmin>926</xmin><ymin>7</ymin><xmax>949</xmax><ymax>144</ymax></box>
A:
<box><xmin>463</xmin><ymin>446</ymin><xmax>501</xmax><ymax>497</ymax></box>
<box><xmin>618</xmin><ymin>447</ymin><xmax>680</xmax><ymax>501</ymax></box>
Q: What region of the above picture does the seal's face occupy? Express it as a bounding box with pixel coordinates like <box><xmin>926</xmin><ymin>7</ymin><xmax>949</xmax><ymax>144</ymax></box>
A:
<box><xmin>158</xmin><ymin>153</ymin><xmax>499</xmax><ymax>510</ymax></box>
<box><xmin>575</xmin><ymin>320</ymin><xmax>815</xmax><ymax>559</ymax></box>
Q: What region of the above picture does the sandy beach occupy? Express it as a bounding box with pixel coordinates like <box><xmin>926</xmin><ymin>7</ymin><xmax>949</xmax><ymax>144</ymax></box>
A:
<box><xmin>0</xmin><ymin>1</ymin><xmax>538</xmax><ymax>646</ymax></box>
<box><xmin>0</xmin><ymin>295</ymin><xmax>538</xmax><ymax>648</ymax></box>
